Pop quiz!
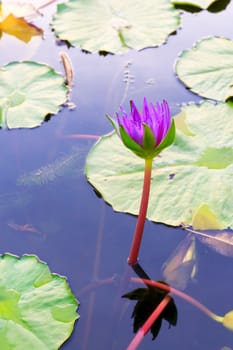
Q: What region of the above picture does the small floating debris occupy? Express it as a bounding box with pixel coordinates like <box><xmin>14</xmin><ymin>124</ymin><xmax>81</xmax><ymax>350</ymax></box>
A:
<box><xmin>8</xmin><ymin>222</ymin><xmax>42</xmax><ymax>236</ymax></box>
<box><xmin>60</xmin><ymin>51</ymin><xmax>76</xmax><ymax>110</ymax></box>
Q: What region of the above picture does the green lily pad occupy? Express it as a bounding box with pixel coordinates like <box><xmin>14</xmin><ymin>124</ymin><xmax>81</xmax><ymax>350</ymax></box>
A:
<box><xmin>85</xmin><ymin>101</ymin><xmax>233</xmax><ymax>228</ymax></box>
<box><xmin>0</xmin><ymin>254</ymin><xmax>79</xmax><ymax>349</ymax></box>
<box><xmin>0</xmin><ymin>61</ymin><xmax>67</xmax><ymax>129</ymax></box>
<box><xmin>175</xmin><ymin>37</ymin><xmax>233</xmax><ymax>101</ymax></box>
<box><xmin>51</xmin><ymin>0</ymin><xmax>180</xmax><ymax>54</ymax></box>
<box><xmin>173</xmin><ymin>0</ymin><xmax>212</xmax><ymax>6</ymax></box>
<box><xmin>172</xmin><ymin>0</ymin><xmax>222</xmax><ymax>9</ymax></box>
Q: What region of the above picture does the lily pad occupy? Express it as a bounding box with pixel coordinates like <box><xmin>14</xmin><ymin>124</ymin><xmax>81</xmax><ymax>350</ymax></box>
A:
<box><xmin>0</xmin><ymin>253</ymin><xmax>79</xmax><ymax>349</ymax></box>
<box><xmin>85</xmin><ymin>101</ymin><xmax>233</xmax><ymax>228</ymax></box>
<box><xmin>175</xmin><ymin>37</ymin><xmax>233</xmax><ymax>101</ymax></box>
<box><xmin>173</xmin><ymin>0</ymin><xmax>214</xmax><ymax>6</ymax></box>
<box><xmin>0</xmin><ymin>2</ymin><xmax>40</xmax><ymax>19</ymax></box>
<box><xmin>0</xmin><ymin>61</ymin><xmax>67</xmax><ymax>129</ymax></box>
<box><xmin>172</xmin><ymin>0</ymin><xmax>227</xmax><ymax>10</ymax></box>
<box><xmin>51</xmin><ymin>0</ymin><xmax>180</xmax><ymax>54</ymax></box>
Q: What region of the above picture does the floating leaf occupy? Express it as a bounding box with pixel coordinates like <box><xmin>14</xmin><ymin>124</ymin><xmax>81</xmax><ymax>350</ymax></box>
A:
<box><xmin>184</xmin><ymin>226</ymin><xmax>233</xmax><ymax>258</ymax></box>
<box><xmin>51</xmin><ymin>0</ymin><xmax>180</xmax><ymax>54</ymax></box>
<box><xmin>0</xmin><ymin>3</ymin><xmax>43</xmax><ymax>42</ymax></box>
<box><xmin>0</xmin><ymin>254</ymin><xmax>79</xmax><ymax>349</ymax></box>
<box><xmin>172</xmin><ymin>0</ymin><xmax>230</xmax><ymax>11</ymax></box>
<box><xmin>0</xmin><ymin>61</ymin><xmax>67</xmax><ymax>129</ymax></box>
<box><xmin>173</xmin><ymin>0</ymin><xmax>214</xmax><ymax>7</ymax></box>
<box><xmin>175</xmin><ymin>37</ymin><xmax>233</xmax><ymax>101</ymax></box>
<box><xmin>85</xmin><ymin>101</ymin><xmax>233</xmax><ymax>228</ymax></box>
<box><xmin>162</xmin><ymin>233</ymin><xmax>197</xmax><ymax>290</ymax></box>
<box><xmin>0</xmin><ymin>14</ymin><xmax>42</xmax><ymax>43</ymax></box>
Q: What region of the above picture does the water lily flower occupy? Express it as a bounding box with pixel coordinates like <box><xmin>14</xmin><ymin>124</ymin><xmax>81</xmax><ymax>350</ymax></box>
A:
<box><xmin>107</xmin><ymin>98</ymin><xmax>176</xmax><ymax>265</ymax></box>
<box><xmin>108</xmin><ymin>98</ymin><xmax>175</xmax><ymax>159</ymax></box>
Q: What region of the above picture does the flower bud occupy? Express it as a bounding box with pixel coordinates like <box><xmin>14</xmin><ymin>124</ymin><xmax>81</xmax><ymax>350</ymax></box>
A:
<box><xmin>107</xmin><ymin>98</ymin><xmax>175</xmax><ymax>159</ymax></box>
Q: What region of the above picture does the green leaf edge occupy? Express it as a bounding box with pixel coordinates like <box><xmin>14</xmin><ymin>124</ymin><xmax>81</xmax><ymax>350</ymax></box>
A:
<box><xmin>0</xmin><ymin>253</ymin><xmax>80</xmax><ymax>348</ymax></box>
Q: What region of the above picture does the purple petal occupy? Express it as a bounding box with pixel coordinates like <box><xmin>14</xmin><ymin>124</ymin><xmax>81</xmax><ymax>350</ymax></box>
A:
<box><xmin>115</xmin><ymin>98</ymin><xmax>171</xmax><ymax>148</ymax></box>
<box><xmin>142</xmin><ymin>97</ymin><xmax>151</xmax><ymax>123</ymax></box>
<box><xmin>156</xmin><ymin>101</ymin><xmax>171</xmax><ymax>145</ymax></box>
<box><xmin>130</xmin><ymin>100</ymin><xmax>141</xmax><ymax>123</ymax></box>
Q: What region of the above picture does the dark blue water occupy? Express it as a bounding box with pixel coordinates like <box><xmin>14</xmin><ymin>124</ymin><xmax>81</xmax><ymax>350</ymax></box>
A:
<box><xmin>0</xmin><ymin>1</ymin><xmax>233</xmax><ymax>349</ymax></box>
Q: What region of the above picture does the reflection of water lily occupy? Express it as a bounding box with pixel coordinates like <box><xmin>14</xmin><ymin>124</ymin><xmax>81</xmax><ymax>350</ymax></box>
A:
<box><xmin>108</xmin><ymin>98</ymin><xmax>175</xmax><ymax>159</ymax></box>
<box><xmin>107</xmin><ymin>98</ymin><xmax>176</xmax><ymax>265</ymax></box>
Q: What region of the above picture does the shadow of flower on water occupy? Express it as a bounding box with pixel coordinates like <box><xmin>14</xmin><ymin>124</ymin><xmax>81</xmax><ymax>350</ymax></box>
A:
<box><xmin>122</xmin><ymin>263</ymin><xmax>178</xmax><ymax>345</ymax></box>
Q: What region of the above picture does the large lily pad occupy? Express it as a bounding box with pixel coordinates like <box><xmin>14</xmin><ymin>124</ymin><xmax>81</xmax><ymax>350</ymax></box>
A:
<box><xmin>0</xmin><ymin>61</ymin><xmax>67</xmax><ymax>129</ymax></box>
<box><xmin>175</xmin><ymin>37</ymin><xmax>233</xmax><ymax>101</ymax></box>
<box><xmin>85</xmin><ymin>101</ymin><xmax>233</xmax><ymax>228</ymax></box>
<box><xmin>0</xmin><ymin>254</ymin><xmax>79</xmax><ymax>349</ymax></box>
<box><xmin>51</xmin><ymin>0</ymin><xmax>180</xmax><ymax>54</ymax></box>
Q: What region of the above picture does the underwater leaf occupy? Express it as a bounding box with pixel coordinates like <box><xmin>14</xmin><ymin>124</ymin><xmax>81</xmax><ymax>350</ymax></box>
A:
<box><xmin>0</xmin><ymin>3</ymin><xmax>43</xmax><ymax>42</ymax></box>
<box><xmin>0</xmin><ymin>61</ymin><xmax>67</xmax><ymax>129</ymax></box>
<box><xmin>0</xmin><ymin>254</ymin><xmax>79</xmax><ymax>349</ymax></box>
<box><xmin>184</xmin><ymin>226</ymin><xmax>233</xmax><ymax>258</ymax></box>
<box><xmin>192</xmin><ymin>203</ymin><xmax>223</xmax><ymax>230</ymax></box>
<box><xmin>51</xmin><ymin>0</ymin><xmax>180</xmax><ymax>54</ymax></box>
<box><xmin>17</xmin><ymin>146</ymin><xmax>82</xmax><ymax>186</ymax></box>
<box><xmin>175</xmin><ymin>37</ymin><xmax>233</xmax><ymax>101</ymax></box>
<box><xmin>85</xmin><ymin>101</ymin><xmax>233</xmax><ymax>228</ymax></box>
<box><xmin>162</xmin><ymin>233</ymin><xmax>197</xmax><ymax>290</ymax></box>
<box><xmin>173</xmin><ymin>110</ymin><xmax>195</xmax><ymax>136</ymax></box>
<box><xmin>187</xmin><ymin>203</ymin><xmax>233</xmax><ymax>257</ymax></box>
<box><xmin>0</xmin><ymin>191</ymin><xmax>31</xmax><ymax>218</ymax></box>
<box><xmin>122</xmin><ymin>286</ymin><xmax>177</xmax><ymax>339</ymax></box>
<box><xmin>223</xmin><ymin>311</ymin><xmax>233</xmax><ymax>331</ymax></box>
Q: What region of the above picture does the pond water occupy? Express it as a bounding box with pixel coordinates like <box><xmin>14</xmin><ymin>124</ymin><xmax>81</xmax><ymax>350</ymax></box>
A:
<box><xmin>0</xmin><ymin>1</ymin><xmax>233</xmax><ymax>349</ymax></box>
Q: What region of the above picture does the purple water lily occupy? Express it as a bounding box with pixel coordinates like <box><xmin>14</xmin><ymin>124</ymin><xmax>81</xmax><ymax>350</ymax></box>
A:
<box><xmin>106</xmin><ymin>98</ymin><xmax>175</xmax><ymax>265</ymax></box>
<box><xmin>117</xmin><ymin>98</ymin><xmax>171</xmax><ymax>147</ymax></box>
<box><xmin>108</xmin><ymin>98</ymin><xmax>175</xmax><ymax>159</ymax></box>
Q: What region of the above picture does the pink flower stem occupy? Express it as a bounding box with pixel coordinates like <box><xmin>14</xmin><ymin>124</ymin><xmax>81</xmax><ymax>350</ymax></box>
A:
<box><xmin>127</xmin><ymin>295</ymin><xmax>171</xmax><ymax>350</ymax></box>
<box><xmin>128</xmin><ymin>158</ymin><xmax>153</xmax><ymax>265</ymax></box>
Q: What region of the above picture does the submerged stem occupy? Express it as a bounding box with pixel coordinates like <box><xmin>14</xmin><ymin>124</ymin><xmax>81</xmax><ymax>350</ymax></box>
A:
<box><xmin>128</xmin><ymin>158</ymin><xmax>153</xmax><ymax>265</ymax></box>
<box><xmin>36</xmin><ymin>0</ymin><xmax>57</xmax><ymax>10</ymax></box>
<box><xmin>131</xmin><ymin>277</ymin><xmax>223</xmax><ymax>323</ymax></box>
